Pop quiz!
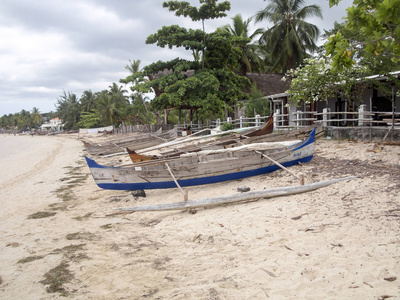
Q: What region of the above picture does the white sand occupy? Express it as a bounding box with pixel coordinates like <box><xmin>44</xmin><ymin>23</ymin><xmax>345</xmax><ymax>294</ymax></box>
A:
<box><xmin>0</xmin><ymin>133</ymin><xmax>399</xmax><ymax>299</ymax></box>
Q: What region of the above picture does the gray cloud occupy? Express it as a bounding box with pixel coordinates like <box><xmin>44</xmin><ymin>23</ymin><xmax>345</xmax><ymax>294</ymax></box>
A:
<box><xmin>0</xmin><ymin>0</ymin><xmax>348</xmax><ymax>116</ymax></box>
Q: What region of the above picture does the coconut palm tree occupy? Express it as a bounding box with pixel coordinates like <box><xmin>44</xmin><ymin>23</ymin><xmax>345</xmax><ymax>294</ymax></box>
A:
<box><xmin>31</xmin><ymin>107</ymin><xmax>42</xmax><ymax>128</ymax></box>
<box><xmin>80</xmin><ymin>90</ymin><xmax>97</xmax><ymax>112</ymax></box>
<box><xmin>120</xmin><ymin>60</ymin><xmax>150</xmax><ymax>112</ymax></box>
<box><xmin>96</xmin><ymin>91</ymin><xmax>123</xmax><ymax>125</ymax></box>
<box><xmin>255</xmin><ymin>0</ymin><xmax>322</xmax><ymax>72</ymax></box>
<box><xmin>223</xmin><ymin>14</ymin><xmax>264</xmax><ymax>74</ymax></box>
<box><xmin>55</xmin><ymin>91</ymin><xmax>81</xmax><ymax>130</ymax></box>
<box><xmin>120</xmin><ymin>60</ymin><xmax>143</xmax><ymax>86</ymax></box>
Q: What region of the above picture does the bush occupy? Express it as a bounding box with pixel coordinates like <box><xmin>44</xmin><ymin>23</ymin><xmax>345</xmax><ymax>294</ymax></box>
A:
<box><xmin>221</xmin><ymin>123</ymin><xmax>234</xmax><ymax>131</ymax></box>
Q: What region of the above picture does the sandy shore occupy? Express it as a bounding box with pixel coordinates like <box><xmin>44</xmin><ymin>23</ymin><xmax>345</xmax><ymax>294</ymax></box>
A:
<box><xmin>0</xmin><ymin>133</ymin><xmax>399</xmax><ymax>299</ymax></box>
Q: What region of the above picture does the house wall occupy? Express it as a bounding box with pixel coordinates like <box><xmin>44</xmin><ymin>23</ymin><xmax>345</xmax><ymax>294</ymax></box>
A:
<box><xmin>315</xmin><ymin>86</ymin><xmax>399</xmax><ymax>114</ymax></box>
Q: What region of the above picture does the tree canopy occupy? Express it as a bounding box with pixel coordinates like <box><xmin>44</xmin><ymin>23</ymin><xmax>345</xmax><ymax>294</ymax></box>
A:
<box><xmin>255</xmin><ymin>0</ymin><xmax>322</xmax><ymax>72</ymax></box>
<box><xmin>129</xmin><ymin>0</ymin><xmax>251</xmax><ymax>120</ymax></box>
<box><xmin>326</xmin><ymin>0</ymin><xmax>400</xmax><ymax>71</ymax></box>
<box><xmin>285</xmin><ymin>55</ymin><xmax>371</xmax><ymax>106</ymax></box>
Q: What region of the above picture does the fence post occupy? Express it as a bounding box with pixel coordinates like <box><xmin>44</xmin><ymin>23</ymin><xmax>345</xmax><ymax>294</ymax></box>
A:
<box><xmin>216</xmin><ymin>118</ymin><xmax>221</xmax><ymax>128</ymax></box>
<box><xmin>323</xmin><ymin>108</ymin><xmax>330</xmax><ymax>127</ymax></box>
<box><xmin>296</xmin><ymin>111</ymin><xmax>302</xmax><ymax>129</ymax></box>
<box><xmin>255</xmin><ymin>114</ymin><xmax>261</xmax><ymax>127</ymax></box>
<box><xmin>274</xmin><ymin>109</ymin><xmax>280</xmax><ymax>129</ymax></box>
<box><xmin>240</xmin><ymin>116</ymin><xmax>243</xmax><ymax>128</ymax></box>
<box><xmin>358</xmin><ymin>104</ymin><xmax>367</xmax><ymax>126</ymax></box>
<box><xmin>227</xmin><ymin>117</ymin><xmax>232</xmax><ymax>124</ymax></box>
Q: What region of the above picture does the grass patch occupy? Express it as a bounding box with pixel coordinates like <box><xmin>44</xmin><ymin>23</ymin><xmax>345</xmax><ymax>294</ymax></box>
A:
<box><xmin>52</xmin><ymin>244</ymin><xmax>89</xmax><ymax>263</ymax></box>
<box><xmin>52</xmin><ymin>244</ymin><xmax>86</xmax><ymax>255</ymax></box>
<box><xmin>52</xmin><ymin>186</ymin><xmax>76</xmax><ymax>202</ymax></box>
<box><xmin>48</xmin><ymin>203</ymin><xmax>68</xmax><ymax>211</ymax></box>
<box><xmin>100</xmin><ymin>224</ymin><xmax>112</xmax><ymax>230</ymax></box>
<box><xmin>66</xmin><ymin>232</ymin><xmax>97</xmax><ymax>241</ymax></box>
<box><xmin>28</xmin><ymin>211</ymin><xmax>57</xmax><ymax>219</ymax></box>
<box><xmin>66</xmin><ymin>174</ymin><xmax>89</xmax><ymax>185</ymax></box>
<box><xmin>73</xmin><ymin>213</ymin><xmax>93</xmax><ymax>221</ymax></box>
<box><xmin>54</xmin><ymin>186</ymin><xmax>70</xmax><ymax>194</ymax></box>
<box><xmin>18</xmin><ymin>255</ymin><xmax>45</xmax><ymax>264</ymax></box>
<box><xmin>40</xmin><ymin>261</ymin><xmax>73</xmax><ymax>296</ymax></box>
<box><xmin>64</xmin><ymin>165</ymin><xmax>84</xmax><ymax>175</ymax></box>
<box><xmin>59</xmin><ymin>192</ymin><xmax>75</xmax><ymax>202</ymax></box>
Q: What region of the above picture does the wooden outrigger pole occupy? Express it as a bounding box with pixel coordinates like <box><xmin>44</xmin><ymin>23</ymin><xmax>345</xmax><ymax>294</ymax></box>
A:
<box><xmin>254</xmin><ymin>150</ymin><xmax>305</xmax><ymax>185</ymax></box>
<box><xmin>165</xmin><ymin>162</ymin><xmax>189</xmax><ymax>201</ymax></box>
<box><xmin>113</xmin><ymin>177</ymin><xmax>355</xmax><ymax>212</ymax></box>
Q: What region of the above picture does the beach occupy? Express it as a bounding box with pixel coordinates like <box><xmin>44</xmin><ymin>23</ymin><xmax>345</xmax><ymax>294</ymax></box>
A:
<box><xmin>0</xmin><ymin>133</ymin><xmax>399</xmax><ymax>299</ymax></box>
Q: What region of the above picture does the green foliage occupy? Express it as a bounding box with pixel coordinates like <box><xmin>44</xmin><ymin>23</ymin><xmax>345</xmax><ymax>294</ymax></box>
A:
<box><xmin>324</xmin><ymin>21</ymin><xmax>400</xmax><ymax>74</ymax></box>
<box><xmin>122</xmin><ymin>93</ymin><xmax>156</xmax><ymax>125</ymax></box>
<box><xmin>30</xmin><ymin>107</ymin><xmax>42</xmax><ymax>128</ymax></box>
<box><xmin>325</xmin><ymin>0</ymin><xmax>400</xmax><ymax>71</ymax></box>
<box><xmin>77</xmin><ymin>109</ymin><xmax>102</xmax><ymax>128</ymax></box>
<box><xmin>55</xmin><ymin>91</ymin><xmax>81</xmax><ymax>130</ymax></box>
<box><xmin>245</xmin><ymin>84</ymin><xmax>270</xmax><ymax>117</ymax></box>
<box><xmin>222</xmin><ymin>14</ymin><xmax>264</xmax><ymax>74</ymax></box>
<box><xmin>132</xmin><ymin>1</ymin><xmax>251</xmax><ymax>121</ymax></box>
<box><xmin>329</xmin><ymin>0</ymin><xmax>341</xmax><ymax>6</ymax></box>
<box><xmin>54</xmin><ymin>83</ymin><xmax>129</xmax><ymax>129</ymax></box>
<box><xmin>146</xmin><ymin>26</ymin><xmax>205</xmax><ymax>51</ymax></box>
<box><xmin>255</xmin><ymin>0</ymin><xmax>322</xmax><ymax>72</ymax></box>
<box><xmin>163</xmin><ymin>0</ymin><xmax>231</xmax><ymax>22</ymax></box>
<box><xmin>95</xmin><ymin>91</ymin><xmax>124</xmax><ymax>126</ymax></box>
<box><xmin>285</xmin><ymin>55</ymin><xmax>372</xmax><ymax>106</ymax></box>
<box><xmin>221</xmin><ymin>122</ymin><xmax>234</xmax><ymax>131</ymax></box>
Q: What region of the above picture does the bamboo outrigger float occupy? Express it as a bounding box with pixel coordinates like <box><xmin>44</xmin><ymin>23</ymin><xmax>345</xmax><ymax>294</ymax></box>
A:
<box><xmin>85</xmin><ymin>128</ymin><xmax>316</xmax><ymax>191</ymax></box>
<box><xmin>113</xmin><ymin>177</ymin><xmax>355</xmax><ymax>212</ymax></box>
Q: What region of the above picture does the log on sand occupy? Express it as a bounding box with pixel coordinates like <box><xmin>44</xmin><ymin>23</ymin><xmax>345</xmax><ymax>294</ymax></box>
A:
<box><xmin>113</xmin><ymin>176</ymin><xmax>355</xmax><ymax>212</ymax></box>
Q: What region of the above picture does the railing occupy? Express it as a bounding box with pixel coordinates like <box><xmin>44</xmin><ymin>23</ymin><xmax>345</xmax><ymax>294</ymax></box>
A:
<box><xmin>178</xmin><ymin>115</ymin><xmax>271</xmax><ymax>135</ymax></box>
<box><xmin>274</xmin><ymin>105</ymin><xmax>400</xmax><ymax>130</ymax></box>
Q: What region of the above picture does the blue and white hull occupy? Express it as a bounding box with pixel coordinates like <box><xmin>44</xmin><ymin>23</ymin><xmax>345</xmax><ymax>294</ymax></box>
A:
<box><xmin>85</xmin><ymin>128</ymin><xmax>315</xmax><ymax>191</ymax></box>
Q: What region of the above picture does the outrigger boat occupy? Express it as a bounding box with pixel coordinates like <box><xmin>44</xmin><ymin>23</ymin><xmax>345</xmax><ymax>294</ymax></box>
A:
<box><xmin>85</xmin><ymin>128</ymin><xmax>316</xmax><ymax>191</ymax></box>
<box><xmin>126</xmin><ymin>117</ymin><xmax>275</xmax><ymax>162</ymax></box>
<box><xmin>82</xmin><ymin>127</ymin><xmax>178</xmax><ymax>156</ymax></box>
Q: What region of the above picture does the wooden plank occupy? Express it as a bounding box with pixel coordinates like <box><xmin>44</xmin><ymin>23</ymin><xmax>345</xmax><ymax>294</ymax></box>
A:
<box><xmin>113</xmin><ymin>177</ymin><xmax>355</xmax><ymax>212</ymax></box>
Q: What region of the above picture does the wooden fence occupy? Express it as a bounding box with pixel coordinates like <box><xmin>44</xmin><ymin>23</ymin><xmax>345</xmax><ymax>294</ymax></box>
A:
<box><xmin>274</xmin><ymin>105</ymin><xmax>400</xmax><ymax>130</ymax></box>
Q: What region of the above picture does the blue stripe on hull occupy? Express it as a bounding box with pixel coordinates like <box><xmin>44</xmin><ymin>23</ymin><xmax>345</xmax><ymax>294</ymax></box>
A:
<box><xmin>95</xmin><ymin>154</ymin><xmax>313</xmax><ymax>191</ymax></box>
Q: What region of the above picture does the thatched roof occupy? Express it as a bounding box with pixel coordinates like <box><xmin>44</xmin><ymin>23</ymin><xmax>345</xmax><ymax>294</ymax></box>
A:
<box><xmin>246</xmin><ymin>73</ymin><xmax>290</xmax><ymax>97</ymax></box>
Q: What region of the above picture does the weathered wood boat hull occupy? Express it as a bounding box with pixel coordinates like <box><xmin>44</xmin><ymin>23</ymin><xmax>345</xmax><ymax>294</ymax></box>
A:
<box><xmin>85</xmin><ymin>128</ymin><xmax>315</xmax><ymax>191</ymax></box>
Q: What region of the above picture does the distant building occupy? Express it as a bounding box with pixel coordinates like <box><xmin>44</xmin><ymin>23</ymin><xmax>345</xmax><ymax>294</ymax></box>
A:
<box><xmin>40</xmin><ymin>117</ymin><xmax>64</xmax><ymax>131</ymax></box>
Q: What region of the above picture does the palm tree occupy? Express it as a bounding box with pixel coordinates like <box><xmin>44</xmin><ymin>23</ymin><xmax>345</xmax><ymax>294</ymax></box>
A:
<box><xmin>120</xmin><ymin>60</ymin><xmax>150</xmax><ymax>112</ymax></box>
<box><xmin>55</xmin><ymin>91</ymin><xmax>81</xmax><ymax>130</ymax></box>
<box><xmin>31</xmin><ymin>107</ymin><xmax>42</xmax><ymax>128</ymax></box>
<box><xmin>120</xmin><ymin>60</ymin><xmax>143</xmax><ymax>86</ymax></box>
<box><xmin>80</xmin><ymin>90</ymin><xmax>97</xmax><ymax>112</ymax></box>
<box><xmin>18</xmin><ymin>109</ymin><xmax>31</xmax><ymax>130</ymax></box>
<box><xmin>108</xmin><ymin>83</ymin><xmax>130</xmax><ymax>110</ymax></box>
<box><xmin>255</xmin><ymin>0</ymin><xmax>322</xmax><ymax>72</ymax></box>
<box><xmin>96</xmin><ymin>91</ymin><xmax>122</xmax><ymax>125</ymax></box>
<box><xmin>223</xmin><ymin>14</ymin><xmax>264</xmax><ymax>74</ymax></box>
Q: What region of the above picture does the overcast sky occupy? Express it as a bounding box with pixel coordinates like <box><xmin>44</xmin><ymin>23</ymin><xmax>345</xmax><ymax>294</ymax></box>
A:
<box><xmin>0</xmin><ymin>0</ymin><xmax>350</xmax><ymax>116</ymax></box>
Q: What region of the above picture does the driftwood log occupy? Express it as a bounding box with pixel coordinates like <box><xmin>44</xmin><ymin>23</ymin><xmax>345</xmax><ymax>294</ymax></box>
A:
<box><xmin>113</xmin><ymin>176</ymin><xmax>355</xmax><ymax>212</ymax></box>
